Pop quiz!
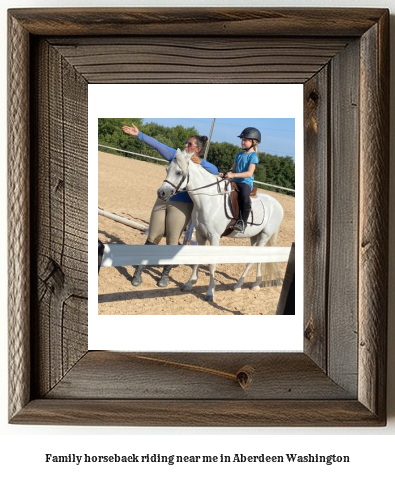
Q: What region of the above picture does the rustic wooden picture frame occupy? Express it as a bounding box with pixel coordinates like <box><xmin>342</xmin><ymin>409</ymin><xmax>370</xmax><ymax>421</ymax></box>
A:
<box><xmin>8</xmin><ymin>8</ymin><xmax>389</xmax><ymax>426</ymax></box>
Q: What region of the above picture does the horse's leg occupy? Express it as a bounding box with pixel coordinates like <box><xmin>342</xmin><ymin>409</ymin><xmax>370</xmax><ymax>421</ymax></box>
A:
<box><xmin>181</xmin><ymin>264</ymin><xmax>199</xmax><ymax>291</ymax></box>
<box><xmin>250</xmin><ymin>233</ymin><xmax>267</xmax><ymax>290</ymax></box>
<box><xmin>233</xmin><ymin>262</ymin><xmax>254</xmax><ymax>293</ymax></box>
<box><xmin>205</xmin><ymin>234</ymin><xmax>220</xmax><ymax>302</ymax></box>
<box><xmin>234</xmin><ymin>231</ymin><xmax>275</xmax><ymax>292</ymax></box>
<box><xmin>233</xmin><ymin>235</ymin><xmax>259</xmax><ymax>293</ymax></box>
<box><xmin>204</xmin><ymin>261</ymin><xmax>216</xmax><ymax>301</ymax></box>
<box><xmin>180</xmin><ymin>229</ymin><xmax>205</xmax><ymax>292</ymax></box>
<box><xmin>251</xmin><ymin>262</ymin><xmax>264</xmax><ymax>290</ymax></box>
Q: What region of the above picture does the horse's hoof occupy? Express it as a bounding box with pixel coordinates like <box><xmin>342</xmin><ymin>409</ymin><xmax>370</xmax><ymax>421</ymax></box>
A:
<box><xmin>233</xmin><ymin>287</ymin><xmax>242</xmax><ymax>294</ymax></box>
<box><xmin>251</xmin><ymin>285</ymin><xmax>261</xmax><ymax>291</ymax></box>
<box><xmin>204</xmin><ymin>294</ymin><xmax>214</xmax><ymax>302</ymax></box>
<box><xmin>181</xmin><ymin>284</ymin><xmax>192</xmax><ymax>292</ymax></box>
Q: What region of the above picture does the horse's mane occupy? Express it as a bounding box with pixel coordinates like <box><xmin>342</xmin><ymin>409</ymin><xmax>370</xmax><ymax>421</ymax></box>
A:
<box><xmin>174</xmin><ymin>149</ymin><xmax>190</xmax><ymax>176</ymax></box>
<box><xmin>175</xmin><ymin>148</ymin><xmax>221</xmax><ymax>181</ymax></box>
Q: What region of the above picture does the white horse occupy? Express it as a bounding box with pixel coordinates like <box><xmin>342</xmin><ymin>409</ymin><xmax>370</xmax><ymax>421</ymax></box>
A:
<box><xmin>157</xmin><ymin>149</ymin><xmax>284</xmax><ymax>301</ymax></box>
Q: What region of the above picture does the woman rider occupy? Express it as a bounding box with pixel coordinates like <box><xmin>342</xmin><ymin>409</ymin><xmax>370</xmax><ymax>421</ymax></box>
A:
<box><xmin>122</xmin><ymin>123</ymin><xmax>219</xmax><ymax>287</ymax></box>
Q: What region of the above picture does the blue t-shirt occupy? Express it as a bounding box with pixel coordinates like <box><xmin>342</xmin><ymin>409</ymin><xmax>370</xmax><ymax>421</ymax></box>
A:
<box><xmin>233</xmin><ymin>151</ymin><xmax>259</xmax><ymax>190</ymax></box>
<box><xmin>136</xmin><ymin>132</ymin><xmax>218</xmax><ymax>202</ymax></box>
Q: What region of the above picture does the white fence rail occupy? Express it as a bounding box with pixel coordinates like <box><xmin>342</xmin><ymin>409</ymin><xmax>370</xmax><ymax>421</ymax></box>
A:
<box><xmin>101</xmin><ymin>244</ymin><xmax>291</xmax><ymax>267</ymax></box>
<box><xmin>98</xmin><ymin>144</ymin><xmax>295</xmax><ymax>193</ymax></box>
<box><xmin>252</xmin><ymin>180</ymin><xmax>295</xmax><ymax>193</ymax></box>
<box><xmin>99</xmin><ymin>144</ymin><xmax>168</xmax><ymax>163</ymax></box>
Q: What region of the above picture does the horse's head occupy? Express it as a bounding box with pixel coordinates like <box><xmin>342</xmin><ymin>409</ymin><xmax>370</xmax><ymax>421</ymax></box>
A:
<box><xmin>157</xmin><ymin>149</ymin><xmax>193</xmax><ymax>201</ymax></box>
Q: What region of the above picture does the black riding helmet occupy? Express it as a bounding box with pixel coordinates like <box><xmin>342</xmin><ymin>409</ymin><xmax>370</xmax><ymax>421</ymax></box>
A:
<box><xmin>238</xmin><ymin>127</ymin><xmax>261</xmax><ymax>144</ymax></box>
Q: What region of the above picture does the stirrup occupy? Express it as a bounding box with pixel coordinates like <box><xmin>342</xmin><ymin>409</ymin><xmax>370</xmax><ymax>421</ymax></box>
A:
<box><xmin>232</xmin><ymin>220</ymin><xmax>245</xmax><ymax>233</ymax></box>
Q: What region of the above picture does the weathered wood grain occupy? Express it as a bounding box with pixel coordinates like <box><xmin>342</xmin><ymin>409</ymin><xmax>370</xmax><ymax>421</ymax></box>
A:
<box><xmin>7</xmin><ymin>7</ymin><xmax>387</xmax><ymax>37</ymax></box>
<box><xmin>327</xmin><ymin>39</ymin><xmax>360</xmax><ymax>396</ymax></box>
<box><xmin>30</xmin><ymin>39</ymin><xmax>88</xmax><ymax>397</ymax></box>
<box><xmin>358</xmin><ymin>13</ymin><xmax>389</xmax><ymax>418</ymax></box>
<box><xmin>46</xmin><ymin>352</ymin><xmax>353</xmax><ymax>400</ymax></box>
<box><xmin>11</xmin><ymin>399</ymin><xmax>383</xmax><ymax>427</ymax></box>
<box><xmin>8</xmin><ymin>12</ymin><xmax>31</xmax><ymax>421</ymax></box>
<box><xmin>49</xmin><ymin>37</ymin><xmax>351</xmax><ymax>84</ymax></box>
<box><xmin>303</xmin><ymin>67</ymin><xmax>330</xmax><ymax>370</ymax></box>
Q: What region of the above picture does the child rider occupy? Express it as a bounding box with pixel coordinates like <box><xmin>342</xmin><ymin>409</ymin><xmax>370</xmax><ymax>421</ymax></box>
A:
<box><xmin>225</xmin><ymin>127</ymin><xmax>261</xmax><ymax>233</ymax></box>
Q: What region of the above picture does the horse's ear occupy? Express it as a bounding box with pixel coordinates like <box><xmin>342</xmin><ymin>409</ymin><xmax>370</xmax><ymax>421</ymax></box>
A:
<box><xmin>176</xmin><ymin>148</ymin><xmax>182</xmax><ymax>153</ymax></box>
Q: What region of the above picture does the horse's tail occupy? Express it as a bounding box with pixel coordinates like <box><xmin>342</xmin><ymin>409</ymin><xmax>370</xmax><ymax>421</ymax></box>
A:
<box><xmin>261</xmin><ymin>228</ymin><xmax>283</xmax><ymax>287</ymax></box>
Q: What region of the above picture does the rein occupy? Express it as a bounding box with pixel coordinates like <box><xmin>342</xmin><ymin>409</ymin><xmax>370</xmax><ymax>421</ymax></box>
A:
<box><xmin>164</xmin><ymin>162</ymin><xmax>229</xmax><ymax>196</ymax></box>
<box><xmin>188</xmin><ymin>176</ymin><xmax>229</xmax><ymax>193</ymax></box>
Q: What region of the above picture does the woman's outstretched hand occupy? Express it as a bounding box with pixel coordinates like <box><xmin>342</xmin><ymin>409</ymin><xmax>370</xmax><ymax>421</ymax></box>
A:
<box><xmin>191</xmin><ymin>154</ymin><xmax>202</xmax><ymax>165</ymax></box>
<box><xmin>122</xmin><ymin>123</ymin><xmax>139</xmax><ymax>136</ymax></box>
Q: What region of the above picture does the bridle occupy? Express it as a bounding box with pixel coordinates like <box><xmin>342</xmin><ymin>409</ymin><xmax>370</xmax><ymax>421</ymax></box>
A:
<box><xmin>162</xmin><ymin>169</ymin><xmax>189</xmax><ymax>194</ymax></box>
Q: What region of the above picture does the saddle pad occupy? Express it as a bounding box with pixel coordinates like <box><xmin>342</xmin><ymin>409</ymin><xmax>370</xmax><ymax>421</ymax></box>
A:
<box><xmin>249</xmin><ymin>197</ymin><xmax>265</xmax><ymax>226</ymax></box>
<box><xmin>225</xmin><ymin>193</ymin><xmax>265</xmax><ymax>226</ymax></box>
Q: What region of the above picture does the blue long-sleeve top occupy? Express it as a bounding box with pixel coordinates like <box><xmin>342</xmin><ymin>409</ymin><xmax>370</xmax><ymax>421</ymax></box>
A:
<box><xmin>136</xmin><ymin>131</ymin><xmax>219</xmax><ymax>202</ymax></box>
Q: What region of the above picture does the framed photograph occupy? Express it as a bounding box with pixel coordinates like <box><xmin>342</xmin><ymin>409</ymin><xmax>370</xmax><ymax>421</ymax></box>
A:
<box><xmin>8</xmin><ymin>8</ymin><xmax>389</xmax><ymax>426</ymax></box>
<box><xmin>91</xmin><ymin>85</ymin><xmax>302</xmax><ymax>350</ymax></box>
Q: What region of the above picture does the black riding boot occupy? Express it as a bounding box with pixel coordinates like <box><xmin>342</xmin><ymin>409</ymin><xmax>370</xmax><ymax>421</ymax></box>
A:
<box><xmin>241</xmin><ymin>206</ymin><xmax>251</xmax><ymax>228</ymax></box>
<box><xmin>131</xmin><ymin>239</ymin><xmax>154</xmax><ymax>286</ymax></box>
<box><xmin>157</xmin><ymin>265</ymin><xmax>173</xmax><ymax>287</ymax></box>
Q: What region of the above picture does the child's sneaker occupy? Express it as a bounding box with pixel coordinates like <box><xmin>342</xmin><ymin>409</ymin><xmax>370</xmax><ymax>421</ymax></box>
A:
<box><xmin>232</xmin><ymin>219</ymin><xmax>245</xmax><ymax>233</ymax></box>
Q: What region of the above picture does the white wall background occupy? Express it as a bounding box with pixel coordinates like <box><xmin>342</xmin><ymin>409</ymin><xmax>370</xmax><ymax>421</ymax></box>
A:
<box><xmin>1</xmin><ymin>1</ymin><xmax>394</xmax><ymax>476</ymax></box>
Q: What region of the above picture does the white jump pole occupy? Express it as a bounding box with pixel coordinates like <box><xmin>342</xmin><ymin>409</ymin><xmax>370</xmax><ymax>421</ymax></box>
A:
<box><xmin>98</xmin><ymin>208</ymin><xmax>148</xmax><ymax>232</ymax></box>
<box><xmin>101</xmin><ymin>244</ymin><xmax>291</xmax><ymax>267</ymax></box>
